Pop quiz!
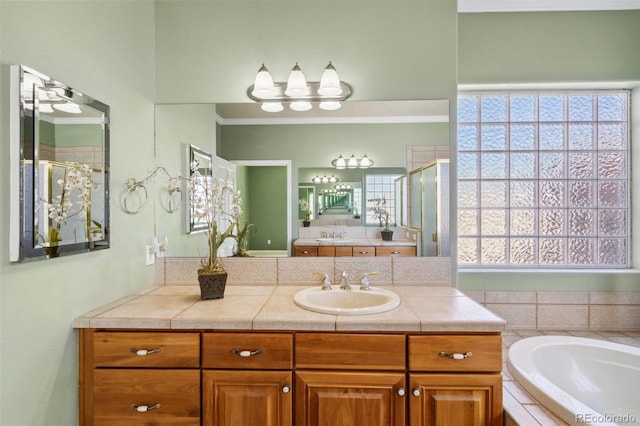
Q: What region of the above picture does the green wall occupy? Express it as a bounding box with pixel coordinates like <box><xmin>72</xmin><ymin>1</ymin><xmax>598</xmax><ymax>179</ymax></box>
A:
<box><xmin>220</xmin><ymin>122</ymin><xmax>449</xmax><ymax>168</ymax></box>
<box><xmin>459</xmin><ymin>11</ymin><xmax>640</xmax><ymax>84</ymax></box>
<box><xmin>458</xmin><ymin>10</ymin><xmax>640</xmax><ymax>292</ymax></box>
<box><xmin>0</xmin><ymin>2</ymin><xmax>156</xmax><ymax>425</ymax></box>
<box><xmin>246</xmin><ymin>166</ymin><xmax>288</xmax><ymax>250</ymax></box>
<box><xmin>155</xmin><ymin>0</ymin><xmax>458</xmax><ymax>103</ymax></box>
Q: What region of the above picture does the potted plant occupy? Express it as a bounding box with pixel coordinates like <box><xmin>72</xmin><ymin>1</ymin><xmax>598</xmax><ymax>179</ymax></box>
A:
<box><xmin>368</xmin><ymin>197</ymin><xmax>393</xmax><ymax>241</ymax></box>
<box><xmin>188</xmin><ymin>161</ymin><xmax>242</xmax><ymax>299</ymax></box>
<box><xmin>298</xmin><ymin>199</ymin><xmax>311</xmax><ymax>227</ymax></box>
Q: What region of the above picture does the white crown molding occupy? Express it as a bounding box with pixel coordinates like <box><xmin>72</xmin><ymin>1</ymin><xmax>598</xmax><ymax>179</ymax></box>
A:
<box><xmin>459</xmin><ymin>0</ymin><xmax>640</xmax><ymax>13</ymax></box>
<box><xmin>216</xmin><ymin>114</ymin><xmax>448</xmax><ymax>126</ymax></box>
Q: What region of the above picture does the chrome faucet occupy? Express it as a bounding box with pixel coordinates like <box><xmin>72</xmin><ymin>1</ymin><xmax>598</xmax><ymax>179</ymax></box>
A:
<box><xmin>314</xmin><ymin>272</ymin><xmax>333</xmax><ymax>290</ymax></box>
<box><xmin>339</xmin><ymin>271</ymin><xmax>352</xmax><ymax>290</ymax></box>
<box><xmin>359</xmin><ymin>272</ymin><xmax>378</xmax><ymax>291</ymax></box>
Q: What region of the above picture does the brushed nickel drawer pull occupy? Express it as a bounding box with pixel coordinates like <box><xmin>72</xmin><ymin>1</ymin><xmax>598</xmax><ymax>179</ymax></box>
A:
<box><xmin>357</xmin><ymin>251</ymin><xmax>369</xmax><ymax>254</ymax></box>
<box><xmin>439</xmin><ymin>351</ymin><xmax>472</xmax><ymax>360</ymax></box>
<box><xmin>131</xmin><ymin>403</ymin><xmax>161</xmax><ymax>412</ymax></box>
<box><xmin>391</xmin><ymin>251</ymin><xmax>400</xmax><ymax>254</ymax></box>
<box><xmin>130</xmin><ymin>348</ymin><xmax>161</xmax><ymax>356</ymax></box>
<box><xmin>231</xmin><ymin>348</ymin><xmax>263</xmax><ymax>357</ymax></box>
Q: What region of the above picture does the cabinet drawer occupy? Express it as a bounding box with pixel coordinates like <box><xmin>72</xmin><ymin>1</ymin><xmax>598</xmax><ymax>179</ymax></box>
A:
<box><xmin>295</xmin><ymin>246</ymin><xmax>318</xmax><ymax>256</ymax></box>
<box><xmin>409</xmin><ymin>334</ymin><xmax>502</xmax><ymax>372</ymax></box>
<box><xmin>335</xmin><ymin>246</ymin><xmax>353</xmax><ymax>256</ymax></box>
<box><xmin>318</xmin><ymin>246</ymin><xmax>335</xmax><ymax>257</ymax></box>
<box><xmin>296</xmin><ymin>333</ymin><xmax>405</xmax><ymax>370</ymax></box>
<box><xmin>352</xmin><ymin>246</ymin><xmax>375</xmax><ymax>257</ymax></box>
<box><xmin>93</xmin><ymin>369</ymin><xmax>200</xmax><ymax>425</ymax></box>
<box><xmin>202</xmin><ymin>332</ymin><xmax>293</xmax><ymax>369</ymax></box>
<box><xmin>376</xmin><ymin>246</ymin><xmax>416</xmax><ymax>256</ymax></box>
<box><xmin>93</xmin><ymin>332</ymin><xmax>200</xmax><ymax>368</ymax></box>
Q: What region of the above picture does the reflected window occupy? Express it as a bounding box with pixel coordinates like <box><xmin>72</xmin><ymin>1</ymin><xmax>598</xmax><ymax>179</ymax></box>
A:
<box><xmin>365</xmin><ymin>174</ymin><xmax>400</xmax><ymax>226</ymax></box>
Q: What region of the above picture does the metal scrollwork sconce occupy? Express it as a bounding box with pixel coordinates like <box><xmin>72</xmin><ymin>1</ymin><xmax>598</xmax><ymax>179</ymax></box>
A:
<box><xmin>121</xmin><ymin>166</ymin><xmax>182</xmax><ymax>215</ymax></box>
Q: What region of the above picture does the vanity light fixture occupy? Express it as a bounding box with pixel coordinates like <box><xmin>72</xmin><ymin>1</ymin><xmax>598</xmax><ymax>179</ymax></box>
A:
<box><xmin>331</xmin><ymin>154</ymin><xmax>374</xmax><ymax>169</ymax></box>
<box><xmin>247</xmin><ymin>62</ymin><xmax>352</xmax><ymax>113</ymax></box>
<box><xmin>311</xmin><ymin>175</ymin><xmax>339</xmax><ymax>184</ymax></box>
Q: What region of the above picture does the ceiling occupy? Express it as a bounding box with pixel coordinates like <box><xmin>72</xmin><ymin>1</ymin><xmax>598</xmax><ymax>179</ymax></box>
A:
<box><xmin>215</xmin><ymin>100</ymin><xmax>450</xmax><ymax>125</ymax></box>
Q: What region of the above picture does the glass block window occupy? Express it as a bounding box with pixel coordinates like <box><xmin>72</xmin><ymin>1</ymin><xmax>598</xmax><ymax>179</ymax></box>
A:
<box><xmin>458</xmin><ymin>92</ymin><xmax>629</xmax><ymax>268</ymax></box>
<box><xmin>365</xmin><ymin>174</ymin><xmax>400</xmax><ymax>226</ymax></box>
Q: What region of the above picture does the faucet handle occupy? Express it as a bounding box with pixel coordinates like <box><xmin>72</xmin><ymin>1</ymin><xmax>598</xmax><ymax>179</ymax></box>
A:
<box><xmin>314</xmin><ymin>272</ymin><xmax>332</xmax><ymax>290</ymax></box>
<box><xmin>339</xmin><ymin>270</ymin><xmax>352</xmax><ymax>290</ymax></box>
<box><xmin>359</xmin><ymin>272</ymin><xmax>379</xmax><ymax>291</ymax></box>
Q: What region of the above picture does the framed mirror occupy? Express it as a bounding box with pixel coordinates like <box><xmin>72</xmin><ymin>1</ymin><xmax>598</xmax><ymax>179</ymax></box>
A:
<box><xmin>10</xmin><ymin>65</ymin><xmax>110</xmax><ymax>262</ymax></box>
<box><xmin>185</xmin><ymin>144</ymin><xmax>214</xmax><ymax>234</ymax></box>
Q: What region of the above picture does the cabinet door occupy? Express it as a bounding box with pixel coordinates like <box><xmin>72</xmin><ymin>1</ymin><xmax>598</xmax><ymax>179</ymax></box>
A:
<box><xmin>409</xmin><ymin>373</ymin><xmax>502</xmax><ymax>426</ymax></box>
<box><xmin>203</xmin><ymin>370</ymin><xmax>292</xmax><ymax>426</ymax></box>
<box><xmin>318</xmin><ymin>246</ymin><xmax>336</xmax><ymax>257</ymax></box>
<box><xmin>296</xmin><ymin>371</ymin><xmax>406</xmax><ymax>426</ymax></box>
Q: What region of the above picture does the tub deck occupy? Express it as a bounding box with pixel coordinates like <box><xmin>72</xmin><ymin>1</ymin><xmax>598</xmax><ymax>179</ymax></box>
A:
<box><xmin>502</xmin><ymin>329</ymin><xmax>640</xmax><ymax>426</ymax></box>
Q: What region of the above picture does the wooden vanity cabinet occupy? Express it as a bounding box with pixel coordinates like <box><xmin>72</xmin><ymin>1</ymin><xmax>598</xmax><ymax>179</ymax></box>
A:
<box><xmin>202</xmin><ymin>332</ymin><xmax>293</xmax><ymax>426</ymax></box>
<box><xmin>408</xmin><ymin>334</ymin><xmax>503</xmax><ymax>426</ymax></box>
<box><xmin>295</xmin><ymin>333</ymin><xmax>407</xmax><ymax>426</ymax></box>
<box><xmin>80</xmin><ymin>329</ymin><xmax>201</xmax><ymax>425</ymax></box>
<box><xmin>295</xmin><ymin>244</ymin><xmax>416</xmax><ymax>257</ymax></box>
<box><xmin>80</xmin><ymin>330</ymin><xmax>502</xmax><ymax>426</ymax></box>
<box><xmin>376</xmin><ymin>246</ymin><xmax>417</xmax><ymax>257</ymax></box>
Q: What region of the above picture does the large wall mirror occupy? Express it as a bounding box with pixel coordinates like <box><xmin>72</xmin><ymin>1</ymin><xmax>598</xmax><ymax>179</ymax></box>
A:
<box><xmin>154</xmin><ymin>100</ymin><xmax>449</xmax><ymax>257</ymax></box>
<box><xmin>10</xmin><ymin>65</ymin><xmax>110</xmax><ymax>262</ymax></box>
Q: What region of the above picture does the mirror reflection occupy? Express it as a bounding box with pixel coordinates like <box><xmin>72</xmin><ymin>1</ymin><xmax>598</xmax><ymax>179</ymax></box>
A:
<box><xmin>10</xmin><ymin>65</ymin><xmax>110</xmax><ymax>261</ymax></box>
<box><xmin>186</xmin><ymin>145</ymin><xmax>213</xmax><ymax>234</ymax></box>
<box><xmin>154</xmin><ymin>100</ymin><xmax>449</xmax><ymax>257</ymax></box>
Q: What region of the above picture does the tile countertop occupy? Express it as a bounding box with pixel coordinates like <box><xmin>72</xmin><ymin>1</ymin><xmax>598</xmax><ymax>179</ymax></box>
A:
<box><xmin>72</xmin><ymin>285</ymin><xmax>506</xmax><ymax>333</ymax></box>
<box><xmin>294</xmin><ymin>238</ymin><xmax>417</xmax><ymax>247</ymax></box>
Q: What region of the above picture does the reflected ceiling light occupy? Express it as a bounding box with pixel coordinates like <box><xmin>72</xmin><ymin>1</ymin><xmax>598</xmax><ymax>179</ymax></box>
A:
<box><xmin>335</xmin><ymin>184</ymin><xmax>352</xmax><ymax>190</ymax></box>
<box><xmin>331</xmin><ymin>154</ymin><xmax>374</xmax><ymax>169</ymax></box>
<box><xmin>290</xmin><ymin>101</ymin><xmax>312</xmax><ymax>112</ymax></box>
<box><xmin>247</xmin><ymin>62</ymin><xmax>352</xmax><ymax>113</ymax></box>
<box><xmin>261</xmin><ymin>102</ymin><xmax>283</xmax><ymax>112</ymax></box>
<box><xmin>311</xmin><ymin>175</ymin><xmax>339</xmax><ymax>184</ymax></box>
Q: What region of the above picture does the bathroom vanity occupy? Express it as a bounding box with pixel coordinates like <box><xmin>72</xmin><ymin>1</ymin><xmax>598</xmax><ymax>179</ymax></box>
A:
<box><xmin>74</xmin><ymin>283</ymin><xmax>505</xmax><ymax>426</ymax></box>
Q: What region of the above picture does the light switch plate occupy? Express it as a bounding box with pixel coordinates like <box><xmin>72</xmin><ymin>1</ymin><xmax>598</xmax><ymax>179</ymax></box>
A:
<box><xmin>145</xmin><ymin>245</ymin><xmax>155</xmax><ymax>265</ymax></box>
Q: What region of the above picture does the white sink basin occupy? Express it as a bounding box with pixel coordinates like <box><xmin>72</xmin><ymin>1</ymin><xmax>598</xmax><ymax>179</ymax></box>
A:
<box><xmin>316</xmin><ymin>238</ymin><xmax>353</xmax><ymax>243</ymax></box>
<box><xmin>294</xmin><ymin>286</ymin><xmax>400</xmax><ymax>315</ymax></box>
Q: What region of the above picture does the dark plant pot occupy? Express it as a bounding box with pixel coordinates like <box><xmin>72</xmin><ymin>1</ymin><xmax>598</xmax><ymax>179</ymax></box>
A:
<box><xmin>381</xmin><ymin>229</ymin><xmax>393</xmax><ymax>241</ymax></box>
<box><xmin>303</xmin><ymin>220</ymin><xmax>311</xmax><ymax>227</ymax></box>
<box><xmin>198</xmin><ymin>272</ymin><xmax>228</xmax><ymax>300</ymax></box>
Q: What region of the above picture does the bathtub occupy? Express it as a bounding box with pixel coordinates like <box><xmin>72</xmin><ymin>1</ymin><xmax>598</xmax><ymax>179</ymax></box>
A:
<box><xmin>508</xmin><ymin>336</ymin><xmax>640</xmax><ymax>426</ymax></box>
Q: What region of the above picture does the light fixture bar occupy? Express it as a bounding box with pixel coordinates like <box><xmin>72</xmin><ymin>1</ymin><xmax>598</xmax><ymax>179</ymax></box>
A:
<box><xmin>247</xmin><ymin>80</ymin><xmax>352</xmax><ymax>104</ymax></box>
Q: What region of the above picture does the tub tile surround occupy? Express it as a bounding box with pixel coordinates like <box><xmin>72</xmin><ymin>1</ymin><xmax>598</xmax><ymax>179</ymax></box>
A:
<box><xmin>501</xmin><ymin>330</ymin><xmax>640</xmax><ymax>426</ymax></box>
<box><xmin>465</xmin><ymin>290</ymin><xmax>640</xmax><ymax>332</ymax></box>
